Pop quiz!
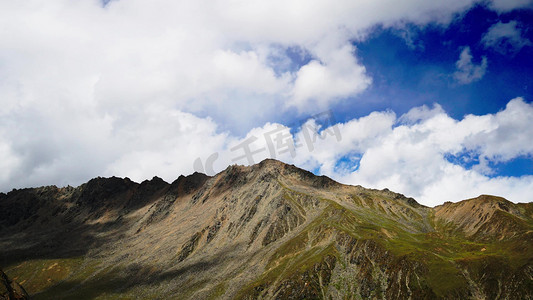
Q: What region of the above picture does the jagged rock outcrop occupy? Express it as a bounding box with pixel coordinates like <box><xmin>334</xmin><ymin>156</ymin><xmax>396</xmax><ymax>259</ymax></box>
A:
<box><xmin>0</xmin><ymin>269</ymin><xmax>29</xmax><ymax>300</ymax></box>
<box><xmin>0</xmin><ymin>159</ymin><xmax>531</xmax><ymax>299</ymax></box>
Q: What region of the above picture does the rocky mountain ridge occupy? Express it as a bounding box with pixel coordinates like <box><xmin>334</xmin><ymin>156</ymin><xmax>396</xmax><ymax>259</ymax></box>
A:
<box><xmin>0</xmin><ymin>159</ymin><xmax>532</xmax><ymax>299</ymax></box>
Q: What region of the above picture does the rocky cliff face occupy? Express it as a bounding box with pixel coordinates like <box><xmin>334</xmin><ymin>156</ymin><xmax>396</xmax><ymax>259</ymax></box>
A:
<box><xmin>1</xmin><ymin>269</ymin><xmax>29</xmax><ymax>300</ymax></box>
<box><xmin>0</xmin><ymin>159</ymin><xmax>532</xmax><ymax>299</ymax></box>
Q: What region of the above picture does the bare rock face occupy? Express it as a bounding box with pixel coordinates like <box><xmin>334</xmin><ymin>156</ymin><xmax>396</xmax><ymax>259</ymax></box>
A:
<box><xmin>0</xmin><ymin>159</ymin><xmax>532</xmax><ymax>299</ymax></box>
<box><xmin>0</xmin><ymin>269</ymin><xmax>29</xmax><ymax>300</ymax></box>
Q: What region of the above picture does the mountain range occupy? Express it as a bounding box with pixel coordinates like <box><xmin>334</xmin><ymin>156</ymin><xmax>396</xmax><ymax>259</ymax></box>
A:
<box><xmin>0</xmin><ymin>159</ymin><xmax>532</xmax><ymax>299</ymax></box>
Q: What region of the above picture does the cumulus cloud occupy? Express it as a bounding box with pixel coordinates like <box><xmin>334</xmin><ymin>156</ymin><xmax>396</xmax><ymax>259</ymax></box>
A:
<box><xmin>398</xmin><ymin>103</ymin><xmax>445</xmax><ymax>124</ymax></box>
<box><xmin>0</xmin><ymin>0</ymin><xmax>498</xmax><ymax>124</ymax></box>
<box><xmin>482</xmin><ymin>20</ymin><xmax>532</xmax><ymax>55</ymax></box>
<box><xmin>453</xmin><ymin>46</ymin><xmax>488</xmax><ymax>84</ymax></box>
<box><xmin>153</xmin><ymin>98</ymin><xmax>533</xmax><ymax>206</ymax></box>
<box><xmin>293</xmin><ymin>98</ymin><xmax>533</xmax><ymax>206</ymax></box>
<box><xmin>464</xmin><ymin>98</ymin><xmax>533</xmax><ymax>172</ymax></box>
<box><xmin>188</xmin><ymin>97</ymin><xmax>533</xmax><ymax>206</ymax></box>
<box><xmin>489</xmin><ymin>0</ymin><xmax>533</xmax><ymax>12</ymax></box>
<box><xmin>289</xmin><ymin>43</ymin><xmax>372</xmax><ymax>111</ymax></box>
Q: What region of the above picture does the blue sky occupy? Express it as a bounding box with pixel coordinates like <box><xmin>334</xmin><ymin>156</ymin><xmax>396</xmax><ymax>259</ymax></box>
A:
<box><xmin>332</xmin><ymin>4</ymin><xmax>533</xmax><ymax>178</ymax></box>
<box><xmin>347</xmin><ymin>5</ymin><xmax>533</xmax><ymax>120</ymax></box>
<box><xmin>0</xmin><ymin>0</ymin><xmax>532</xmax><ymax>206</ymax></box>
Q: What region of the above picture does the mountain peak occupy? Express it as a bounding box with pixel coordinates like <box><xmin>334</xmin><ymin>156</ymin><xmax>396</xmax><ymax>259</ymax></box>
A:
<box><xmin>434</xmin><ymin>194</ymin><xmax>528</xmax><ymax>238</ymax></box>
<box><xmin>0</xmin><ymin>161</ymin><xmax>531</xmax><ymax>299</ymax></box>
<box><xmin>258</xmin><ymin>158</ymin><xmax>286</xmax><ymax>167</ymax></box>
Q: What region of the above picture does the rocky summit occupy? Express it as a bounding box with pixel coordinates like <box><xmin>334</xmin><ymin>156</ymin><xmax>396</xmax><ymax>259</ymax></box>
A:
<box><xmin>0</xmin><ymin>159</ymin><xmax>532</xmax><ymax>299</ymax></box>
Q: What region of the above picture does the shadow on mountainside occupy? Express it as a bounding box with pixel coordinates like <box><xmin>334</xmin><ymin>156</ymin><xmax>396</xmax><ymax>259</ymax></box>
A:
<box><xmin>0</xmin><ymin>217</ymin><xmax>129</xmax><ymax>268</ymax></box>
<box><xmin>32</xmin><ymin>243</ymin><xmax>250</xmax><ymax>300</ymax></box>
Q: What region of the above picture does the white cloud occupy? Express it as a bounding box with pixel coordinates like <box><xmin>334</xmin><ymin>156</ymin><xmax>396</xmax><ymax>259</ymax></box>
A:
<box><xmin>0</xmin><ymin>0</ymin><xmax>500</xmax><ymax>123</ymax></box>
<box><xmin>227</xmin><ymin>98</ymin><xmax>533</xmax><ymax>206</ymax></box>
<box><xmin>395</xmin><ymin>27</ymin><xmax>425</xmax><ymax>51</ymax></box>
<box><xmin>489</xmin><ymin>0</ymin><xmax>533</xmax><ymax>12</ymax></box>
<box><xmin>464</xmin><ymin>98</ymin><xmax>533</xmax><ymax>165</ymax></box>
<box><xmin>104</xmin><ymin>107</ymin><xmax>230</xmax><ymax>182</ymax></box>
<box><xmin>398</xmin><ymin>103</ymin><xmax>445</xmax><ymax>124</ymax></box>
<box><xmin>453</xmin><ymin>46</ymin><xmax>488</xmax><ymax>84</ymax></box>
<box><xmin>482</xmin><ymin>20</ymin><xmax>532</xmax><ymax>55</ymax></box>
<box><xmin>299</xmin><ymin>98</ymin><xmax>533</xmax><ymax>206</ymax></box>
<box><xmin>289</xmin><ymin>43</ymin><xmax>372</xmax><ymax>111</ymax></box>
<box><xmin>0</xmin><ymin>134</ymin><xmax>21</xmax><ymax>184</ymax></box>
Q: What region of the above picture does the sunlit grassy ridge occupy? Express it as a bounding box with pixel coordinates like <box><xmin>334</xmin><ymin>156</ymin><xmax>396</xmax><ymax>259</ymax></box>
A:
<box><xmin>1</xmin><ymin>160</ymin><xmax>532</xmax><ymax>299</ymax></box>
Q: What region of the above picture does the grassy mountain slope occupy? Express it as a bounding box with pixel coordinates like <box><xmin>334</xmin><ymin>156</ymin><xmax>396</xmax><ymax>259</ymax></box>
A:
<box><xmin>0</xmin><ymin>159</ymin><xmax>531</xmax><ymax>299</ymax></box>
